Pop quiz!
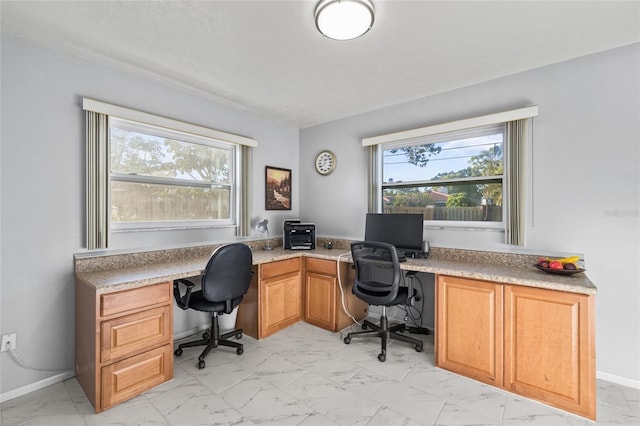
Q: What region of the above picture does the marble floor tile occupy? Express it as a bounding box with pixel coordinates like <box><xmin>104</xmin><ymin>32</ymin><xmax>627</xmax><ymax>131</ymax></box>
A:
<box><xmin>501</xmin><ymin>395</ymin><xmax>592</xmax><ymax>426</ymax></box>
<box><xmin>250</xmin><ymin>352</ymin><xmax>309</xmax><ymax>388</ymax></box>
<box><xmin>598</xmin><ymin>378</ymin><xmax>640</xmax><ymax>414</ymax></box>
<box><xmin>297</xmin><ymin>354</ymin><xmax>363</xmax><ymax>385</ymax></box>
<box><xmin>283</xmin><ymin>371</ymin><xmax>381</xmax><ymax>425</ymax></box>
<box><xmin>146</xmin><ymin>377</ymin><xmax>244</xmax><ymax>426</ymax></box>
<box><xmin>2</xmin><ymin>413</ymin><xmax>87</xmax><ymax>426</ymax></box>
<box><xmin>0</xmin><ymin>382</ymin><xmax>83</xmax><ymax>426</ymax></box>
<box><xmin>367</xmin><ymin>405</ymin><xmax>425</xmax><ymax>426</ymax></box>
<box><xmin>2</xmin><ymin>321</ymin><xmax>640</xmax><ymax>425</ymax></box>
<box><xmin>595</xmin><ymin>401</ymin><xmax>640</xmax><ymax>425</ymax></box>
<box><xmin>83</xmin><ymin>396</ymin><xmax>168</xmax><ymax>426</ymax></box>
<box><xmin>342</xmin><ymin>367</ymin><xmax>445</xmax><ymax>424</ymax></box>
<box><xmin>435</xmin><ymin>402</ymin><xmax>501</xmax><ymax>425</ymax></box>
<box><xmin>220</xmin><ymin>374</ymin><xmax>315</xmax><ymax>424</ymax></box>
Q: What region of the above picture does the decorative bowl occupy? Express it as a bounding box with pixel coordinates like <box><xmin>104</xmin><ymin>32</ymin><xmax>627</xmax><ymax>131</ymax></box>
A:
<box><xmin>534</xmin><ymin>264</ymin><xmax>586</xmax><ymax>276</ymax></box>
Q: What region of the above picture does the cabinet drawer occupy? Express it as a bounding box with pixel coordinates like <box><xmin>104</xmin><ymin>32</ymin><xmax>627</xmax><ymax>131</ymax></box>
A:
<box><xmin>101</xmin><ymin>344</ymin><xmax>173</xmax><ymax>409</ymax></box>
<box><xmin>306</xmin><ymin>258</ymin><xmax>337</xmax><ymax>275</ymax></box>
<box><xmin>101</xmin><ymin>282</ymin><xmax>171</xmax><ymax>317</ymax></box>
<box><xmin>261</xmin><ymin>258</ymin><xmax>301</xmax><ymax>279</ymax></box>
<box><xmin>101</xmin><ymin>305</ymin><xmax>172</xmax><ymax>363</ymax></box>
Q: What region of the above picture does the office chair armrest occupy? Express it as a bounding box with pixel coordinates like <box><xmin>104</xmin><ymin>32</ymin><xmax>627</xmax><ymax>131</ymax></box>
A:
<box><xmin>173</xmin><ymin>278</ymin><xmax>195</xmax><ymax>310</ymax></box>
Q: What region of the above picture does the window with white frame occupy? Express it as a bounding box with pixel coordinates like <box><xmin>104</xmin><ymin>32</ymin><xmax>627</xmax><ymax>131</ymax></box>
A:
<box><xmin>84</xmin><ymin>98</ymin><xmax>256</xmax><ymax>249</ymax></box>
<box><xmin>380</xmin><ymin>123</ymin><xmax>506</xmax><ymax>227</ymax></box>
<box><xmin>109</xmin><ymin>118</ymin><xmax>236</xmax><ymax>230</ymax></box>
<box><xmin>364</xmin><ymin>106</ymin><xmax>538</xmax><ymax>245</ymax></box>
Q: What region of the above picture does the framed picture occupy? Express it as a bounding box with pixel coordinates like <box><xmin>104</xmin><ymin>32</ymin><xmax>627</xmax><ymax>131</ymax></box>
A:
<box><xmin>265</xmin><ymin>166</ymin><xmax>292</xmax><ymax>210</ymax></box>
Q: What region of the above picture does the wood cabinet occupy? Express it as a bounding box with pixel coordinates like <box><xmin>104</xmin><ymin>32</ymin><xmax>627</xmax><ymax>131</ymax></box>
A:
<box><xmin>436</xmin><ymin>275</ymin><xmax>503</xmax><ymax>387</ymax></box>
<box><xmin>76</xmin><ymin>280</ymin><xmax>173</xmax><ymax>413</ymax></box>
<box><xmin>259</xmin><ymin>258</ymin><xmax>302</xmax><ymax>338</ymax></box>
<box><xmin>304</xmin><ymin>258</ymin><xmax>368</xmax><ymax>331</ymax></box>
<box><xmin>436</xmin><ymin>275</ymin><xmax>595</xmax><ymax>420</ymax></box>
<box><xmin>504</xmin><ymin>285</ymin><xmax>595</xmax><ymax>420</ymax></box>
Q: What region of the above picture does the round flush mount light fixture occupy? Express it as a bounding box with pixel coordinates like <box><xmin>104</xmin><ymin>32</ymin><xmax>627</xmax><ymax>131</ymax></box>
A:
<box><xmin>315</xmin><ymin>0</ymin><xmax>375</xmax><ymax>41</ymax></box>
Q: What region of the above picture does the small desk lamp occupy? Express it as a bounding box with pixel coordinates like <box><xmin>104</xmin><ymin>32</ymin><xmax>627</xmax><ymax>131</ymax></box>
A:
<box><xmin>256</xmin><ymin>219</ymin><xmax>273</xmax><ymax>250</ymax></box>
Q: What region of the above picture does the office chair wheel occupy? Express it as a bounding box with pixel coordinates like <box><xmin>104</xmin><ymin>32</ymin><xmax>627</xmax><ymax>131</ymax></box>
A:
<box><xmin>361</xmin><ymin>323</ymin><xmax>368</xmax><ymax>330</ymax></box>
<box><xmin>174</xmin><ymin>348</ymin><xmax>183</xmax><ymax>357</ymax></box>
<box><xmin>378</xmin><ymin>353</ymin><xmax>386</xmax><ymax>362</ymax></box>
<box><xmin>202</xmin><ymin>331</ymin><xmax>211</xmax><ymax>340</ymax></box>
<box><xmin>197</xmin><ymin>360</ymin><xmax>206</xmax><ymax>369</ymax></box>
<box><xmin>415</xmin><ymin>343</ymin><xmax>423</xmax><ymax>352</ymax></box>
<box><xmin>343</xmin><ymin>336</ymin><xmax>351</xmax><ymax>344</ymax></box>
<box><xmin>236</xmin><ymin>347</ymin><xmax>244</xmax><ymax>355</ymax></box>
<box><xmin>235</xmin><ymin>332</ymin><xmax>242</xmax><ymax>339</ymax></box>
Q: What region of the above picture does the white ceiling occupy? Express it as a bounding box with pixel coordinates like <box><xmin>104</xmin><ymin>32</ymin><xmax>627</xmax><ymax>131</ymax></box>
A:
<box><xmin>2</xmin><ymin>1</ymin><xmax>639</xmax><ymax>128</ymax></box>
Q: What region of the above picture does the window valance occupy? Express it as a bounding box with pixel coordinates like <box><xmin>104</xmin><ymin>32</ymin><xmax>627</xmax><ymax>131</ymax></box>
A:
<box><xmin>83</xmin><ymin>98</ymin><xmax>257</xmax><ymax>147</ymax></box>
<box><xmin>362</xmin><ymin>106</ymin><xmax>538</xmax><ymax>147</ymax></box>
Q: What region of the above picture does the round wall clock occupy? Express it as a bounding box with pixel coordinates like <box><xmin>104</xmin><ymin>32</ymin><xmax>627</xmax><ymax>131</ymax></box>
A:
<box><xmin>315</xmin><ymin>150</ymin><xmax>336</xmax><ymax>175</ymax></box>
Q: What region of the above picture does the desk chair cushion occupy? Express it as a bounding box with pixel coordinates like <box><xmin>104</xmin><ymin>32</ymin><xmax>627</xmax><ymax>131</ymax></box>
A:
<box><xmin>355</xmin><ymin>282</ymin><xmax>411</xmax><ymax>307</ymax></box>
<box><xmin>181</xmin><ymin>290</ymin><xmax>244</xmax><ymax>314</ymax></box>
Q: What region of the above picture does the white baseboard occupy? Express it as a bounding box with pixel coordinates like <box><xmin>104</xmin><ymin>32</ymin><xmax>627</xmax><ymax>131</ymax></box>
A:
<box><xmin>0</xmin><ymin>370</ymin><xmax>75</xmax><ymax>404</ymax></box>
<box><xmin>0</xmin><ymin>326</ymin><xmax>224</xmax><ymax>405</ymax></box>
<box><xmin>597</xmin><ymin>370</ymin><xmax>640</xmax><ymax>390</ymax></box>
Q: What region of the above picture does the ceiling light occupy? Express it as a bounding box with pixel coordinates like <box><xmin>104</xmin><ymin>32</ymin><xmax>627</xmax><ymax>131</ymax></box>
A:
<box><xmin>315</xmin><ymin>0</ymin><xmax>375</xmax><ymax>41</ymax></box>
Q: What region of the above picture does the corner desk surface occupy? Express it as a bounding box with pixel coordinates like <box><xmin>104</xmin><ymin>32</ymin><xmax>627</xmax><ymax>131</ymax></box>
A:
<box><xmin>75</xmin><ymin>246</ymin><xmax>596</xmax><ymax>295</ymax></box>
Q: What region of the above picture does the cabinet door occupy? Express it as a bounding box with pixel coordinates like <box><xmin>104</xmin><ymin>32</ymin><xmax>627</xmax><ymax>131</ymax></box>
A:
<box><xmin>437</xmin><ymin>275</ymin><xmax>503</xmax><ymax>387</ymax></box>
<box><xmin>260</xmin><ymin>270</ymin><xmax>302</xmax><ymax>338</ymax></box>
<box><xmin>305</xmin><ymin>270</ymin><xmax>336</xmax><ymax>331</ymax></box>
<box><xmin>504</xmin><ymin>285</ymin><xmax>595</xmax><ymax>420</ymax></box>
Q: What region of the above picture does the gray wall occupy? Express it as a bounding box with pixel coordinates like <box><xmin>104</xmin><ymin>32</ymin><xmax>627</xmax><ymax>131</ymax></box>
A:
<box><xmin>1</xmin><ymin>33</ymin><xmax>638</xmax><ymax>398</ymax></box>
<box><xmin>0</xmin><ymin>34</ymin><xmax>299</xmax><ymax>395</ymax></box>
<box><xmin>300</xmin><ymin>43</ymin><xmax>640</xmax><ymax>385</ymax></box>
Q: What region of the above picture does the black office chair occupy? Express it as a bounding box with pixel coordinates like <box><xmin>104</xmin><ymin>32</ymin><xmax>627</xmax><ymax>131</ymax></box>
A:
<box><xmin>173</xmin><ymin>243</ymin><xmax>254</xmax><ymax>369</ymax></box>
<box><xmin>344</xmin><ymin>241</ymin><xmax>423</xmax><ymax>362</ymax></box>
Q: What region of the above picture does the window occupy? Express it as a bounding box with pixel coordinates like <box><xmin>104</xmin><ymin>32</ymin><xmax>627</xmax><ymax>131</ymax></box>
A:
<box><xmin>109</xmin><ymin>118</ymin><xmax>236</xmax><ymax>229</ymax></box>
<box><xmin>363</xmin><ymin>106</ymin><xmax>538</xmax><ymax>245</ymax></box>
<box><xmin>381</xmin><ymin>124</ymin><xmax>505</xmax><ymax>227</ymax></box>
<box><xmin>84</xmin><ymin>98</ymin><xmax>257</xmax><ymax>249</ymax></box>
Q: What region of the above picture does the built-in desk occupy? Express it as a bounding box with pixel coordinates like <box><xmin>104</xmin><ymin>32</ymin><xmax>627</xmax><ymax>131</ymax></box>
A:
<box><xmin>74</xmin><ymin>240</ymin><xmax>596</xmax><ymax>418</ymax></box>
<box><xmin>75</xmin><ymin>243</ymin><xmax>596</xmax><ymax>296</ymax></box>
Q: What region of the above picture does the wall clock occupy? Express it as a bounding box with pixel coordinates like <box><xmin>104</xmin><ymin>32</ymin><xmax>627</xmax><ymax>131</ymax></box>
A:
<box><xmin>315</xmin><ymin>150</ymin><xmax>336</xmax><ymax>175</ymax></box>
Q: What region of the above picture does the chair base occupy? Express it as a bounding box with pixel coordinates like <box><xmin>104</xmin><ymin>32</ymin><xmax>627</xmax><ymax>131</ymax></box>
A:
<box><xmin>174</xmin><ymin>313</ymin><xmax>244</xmax><ymax>369</ymax></box>
<box><xmin>344</xmin><ymin>312</ymin><xmax>423</xmax><ymax>362</ymax></box>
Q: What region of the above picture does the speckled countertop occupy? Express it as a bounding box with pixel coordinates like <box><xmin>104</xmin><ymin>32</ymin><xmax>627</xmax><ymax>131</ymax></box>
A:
<box><xmin>74</xmin><ymin>239</ymin><xmax>596</xmax><ymax>295</ymax></box>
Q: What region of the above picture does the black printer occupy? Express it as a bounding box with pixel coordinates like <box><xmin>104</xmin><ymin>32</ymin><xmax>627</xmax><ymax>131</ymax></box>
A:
<box><xmin>283</xmin><ymin>220</ymin><xmax>316</xmax><ymax>250</ymax></box>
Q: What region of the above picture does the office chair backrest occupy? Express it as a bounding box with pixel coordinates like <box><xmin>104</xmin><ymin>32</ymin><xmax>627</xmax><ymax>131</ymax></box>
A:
<box><xmin>350</xmin><ymin>241</ymin><xmax>402</xmax><ymax>306</ymax></box>
<box><xmin>201</xmin><ymin>243</ymin><xmax>253</xmax><ymax>313</ymax></box>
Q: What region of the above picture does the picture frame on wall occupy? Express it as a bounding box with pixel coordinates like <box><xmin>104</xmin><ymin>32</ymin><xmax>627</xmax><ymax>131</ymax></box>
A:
<box><xmin>265</xmin><ymin>166</ymin><xmax>292</xmax><ymax>210</ymax></box>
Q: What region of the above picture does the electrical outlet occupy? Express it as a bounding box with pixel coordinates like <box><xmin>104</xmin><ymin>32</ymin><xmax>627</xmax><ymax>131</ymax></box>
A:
<box><xmin>1</xmin><ymin>333</ymin><xmax>17</xmax><ymax>352</ymax></box>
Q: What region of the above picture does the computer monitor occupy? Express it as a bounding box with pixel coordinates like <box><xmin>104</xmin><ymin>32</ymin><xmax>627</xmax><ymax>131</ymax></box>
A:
<box><xmin>364</xmin><ymin>213</ymin><xmax>424</xmax><ymax>252</ymax></box>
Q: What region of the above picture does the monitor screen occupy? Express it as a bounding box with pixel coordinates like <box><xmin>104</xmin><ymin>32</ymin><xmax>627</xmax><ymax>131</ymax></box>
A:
<box><xmin>364</xmin><ymin>213</ymin><xmax>424</xmax><ymax>251</ymax></box>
